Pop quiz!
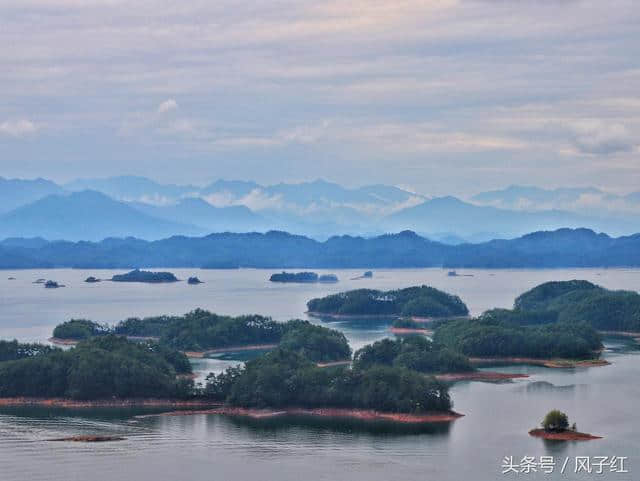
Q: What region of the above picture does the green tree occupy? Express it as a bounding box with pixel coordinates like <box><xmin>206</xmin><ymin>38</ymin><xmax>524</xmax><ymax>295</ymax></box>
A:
<box><xmin>542</xmin><ymin>410</ymin><xmax>569</xmax><ymax>432</ymax></box>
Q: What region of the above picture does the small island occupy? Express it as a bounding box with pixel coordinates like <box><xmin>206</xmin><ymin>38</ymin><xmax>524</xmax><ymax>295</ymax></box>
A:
<box><xmin>270</xmin><ymin>271</ymin><xmax>318</xmax><ymax>283</ymax></box>
<box><xmin>318</xmin><ymin>274</ymin><xmax>339</xmax><ymax>283</ymax></box>
<box><xmin>111</xmin><ymin>269</ymin><xmax>178</xmax><ymax>283</ymax></box>
<box><xmin>307</xmin><ymin>285</ymin><xmax>469</xmax><ymax>318</ymax></box>
<box><xmin>84</xmin><ymin>276</ymin><xmax>101</xmax><ymax>283</ymax></box>
<box><xmin>529</xmin><ymin>410</ymin><xmax>601</xmax><ymax>441</ymax></box>
<box><xmin>187</xmin><ymin>276</ymin><xmax>203</xmax><ymax>285</ymax></box>
<box><xmin>44</xmin><ymin>280</ymin><xmax>64</xmax><ymax>288</ymax></box>
<box><xmin>269</xmin><ymin>271</ymin><xmax>339</xmax><ymax>283</ymax></box>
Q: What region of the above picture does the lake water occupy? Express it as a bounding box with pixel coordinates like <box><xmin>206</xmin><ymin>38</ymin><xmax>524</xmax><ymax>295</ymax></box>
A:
<box><xmin>0</xmin><ymin>268</ymin><xmax>639</xmax><ymax>481</ymax></box>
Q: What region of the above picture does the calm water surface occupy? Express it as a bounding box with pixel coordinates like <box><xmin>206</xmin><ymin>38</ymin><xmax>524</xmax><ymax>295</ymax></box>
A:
<box><xmin>0</xmin><ymin>268</ymin><xmax>639</xmax><ymax>480</ymax></box>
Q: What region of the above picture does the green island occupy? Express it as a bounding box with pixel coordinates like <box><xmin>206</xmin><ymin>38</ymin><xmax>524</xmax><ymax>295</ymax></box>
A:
<box><xmin>202</xmin><ymin>348</ymin><xmax>454</xmax><ymax>417</ymax></box>
<box><xmin>422</xmin><ymin>280</ymin><xmax>639</xmax><ymax>367</ymax></box>
<box><xmin>1</xmin><ymin>332</ymin><xmax>458</xmax><ymax>422</ymax></box>
<box><xmin>111</xmin><ymin>269</ymin><xmax>178</xmax><ymax>283</ymax></box>
<box><xmin>512</xmin><ymin>280</ymin><xmax>640</xmax><ymax>332</ymax></box>
<box><xmin>269</xmin><ymin>271</ymin><xmax>339</xmax><ymax>283</ymax></box>
<box><xmin>307</xmin><ymin>285</ymin><xmax>469</xmax><ymax>318</ymax></box>
<box><xmin>52</xmin><ymin>311</ymin><xmax>352</xmax><ymax>362</ymax></box>
<box><xmin>529</xmin><ymin>409</ymin><xmax>601</xmax><ymax>441</ymax></box>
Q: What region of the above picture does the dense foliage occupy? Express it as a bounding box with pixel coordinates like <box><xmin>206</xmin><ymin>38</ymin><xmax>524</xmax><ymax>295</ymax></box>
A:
<box><xmin>114</xmin><ymin>315</ymin><xmax>177</xmax><ymax>337</ymax></box>
<box><xmin>513</xmin><ymin>280</ymin><xmax>640</xmax><ymax>331</ymax></box>
<box><xmin>307</xmin><ymin>286</ymin><xmax>469</xmax><ymax>317</ymax></box>
<box><xmin>279</xmin><ymin>320</ymin><xmax>351</xmax><ymax>362</ymax></box>
<box><xmin>0</xmin><ymin>336</ymin><xmax>192</xmax><ymax>400</ymax></box>
<box><xmin>55</xmin><ymin>310</ymin><xmax>352</xmax><ymax>361</ymax></box>
<box><xmin>0</xmin><ymin>340</ymin><xmax>57</xmax><ymax>362</ymax></box>
<box><xmin>542</xmin><ymin>410</ymin><xmax>570</xmax><ymax>432</ymax></box>
<box><xmin>158</xmin><ymin>311</ymin><xmax>284</xmax><ymax>351</ymax></box>
<box><xmin>353</xmin><ymin>337</ymin><xmax>473</xmax><ymax>373</ymax></box>
<box><xmin>204</xmin><ymin>348</ymin><xmax>452</xmax><ymax>413</ymax></box>
<box><xmin>52</xmin><ymin>319</ymin><xmax>110</xmax><ymax>340</ymax></box>
<box><xmin>111</xmin><ymin>269</ymin><xmax>178</xmax><ymax>283</ymax></box>
<box><xmin>433</xmin><ymin>317</ymin><xmax>602</xmax><ymax>359</ymax></box>
<box><xmin>270</xmin><ymin>271</ymin><xmax>318</xmax><ymax>282</ymax></box>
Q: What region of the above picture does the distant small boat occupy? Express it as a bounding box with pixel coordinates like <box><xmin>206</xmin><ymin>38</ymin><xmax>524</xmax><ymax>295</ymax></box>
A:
<box><xmin>44</xmin><ymin>280</ymin><xmax>65</xmax><ymax>288</ymax></box>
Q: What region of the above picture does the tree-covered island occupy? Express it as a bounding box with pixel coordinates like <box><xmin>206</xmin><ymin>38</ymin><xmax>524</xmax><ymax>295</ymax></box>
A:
<box><xmin>0</xmin><ymin>334</ymin><xmax>460</xmax><ymax>421</ymax></box>
<box><xmin>512</xmin><ymin>280</ymin><xmax>640</xmax><ymax>332</ymax></box>
<box><xmin>52</xmin><ymin>311</ymin><xmax>353</xmax><ymax>362</ymax></box>
<box><xmin>111</xmin><ymin>269</ymin><xmax>178</xmax><ymax>283</ymax></box>
<box><xmin>307</xmin><ymin>286</ymin><xmax>469</xmax><ymax>318</ymax></box>
<box><xmin>269</xmin><ymin>271</ymin><xmax>339</xmax><ymax>283</ymax></box>
<box><xmin>202</xmin><ymin>347</ymin><xmax>456</xmax><ymax>417</ymax></box>
<box><xmin>529</xmin><ymin>409</ymin><xmax>601</xmax><ymax>441</ymax></box>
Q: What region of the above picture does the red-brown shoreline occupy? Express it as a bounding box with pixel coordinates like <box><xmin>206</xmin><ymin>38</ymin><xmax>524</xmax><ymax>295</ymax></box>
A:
<box><xmin>529</xmin><ymin>428</ymin><xmax>602</xmax><ymax>441</ymax></box>
<box><xmin>435</xmin><ymin>371</ymin><xmax>529</xmax><ymax>382</ymax></box>
<box><xmin>390</xmin><ymin>327</ymin><xmax>433</xmax><ymax>335</ymax></box>
<box><xmin>469</xmin><ymin>357</ymin><xmax>610</xmax><ymax>369</ymax></box>
<box><xmin>0</xmin><ymin>397</ymin><xmax>222</xmax><ymax>408</ymax></box>
<box><xmin>140</xmin><ymin>406</ymin><xmax>464</xmax><ymax>424</ymax></box>
<box><xmin>184</xmin><ymin>343</ymin><xmax>278</xmax><ymax>358</ymax></box>
<box><xmin>49</xmin><ymin>338</ymin><xmax>278</xmax><ymax>357</ymax></box>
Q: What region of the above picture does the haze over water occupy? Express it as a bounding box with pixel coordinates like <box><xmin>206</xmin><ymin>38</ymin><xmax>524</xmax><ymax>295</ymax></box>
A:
<box><xmin>0</xmin><ymin>268</ymin><xmax>638</xmax><ymax>481</ymax></box>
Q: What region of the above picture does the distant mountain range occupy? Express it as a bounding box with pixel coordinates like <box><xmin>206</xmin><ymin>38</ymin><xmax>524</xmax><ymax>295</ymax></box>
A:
<box><xmin>0</xmin><ymin>176</ymin><xmax>638</xmax><ymax>241</ymax></box>
<box><xmin>471</xmin><ymin>185</ymin><xmax>640</xmax><ymax>218</ymax></box>
<box><xmin>1</xmin><ymin>228</ymin><xmax>639</xmax><ymax>269</ymax></box>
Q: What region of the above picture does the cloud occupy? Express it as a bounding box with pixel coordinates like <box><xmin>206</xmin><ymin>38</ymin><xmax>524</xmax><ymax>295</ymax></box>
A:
<box><xmin>157</xmin><ymin>99</ymin><xmax>178</xmax><ymax>114</ymax></box>
<box><xmin>568</xmin><ymin>120</ymin><xmax>636</xmax><ymax>155</ymax></box>
<box><xmin>0</xmin><ymin>119</ymin><xmax>38</xmax><ymax>137</ymax></box>
<box><xmin>1</xmin><ymin>0</ymin><xmax>639</xmax><ymax>193</ymax></box>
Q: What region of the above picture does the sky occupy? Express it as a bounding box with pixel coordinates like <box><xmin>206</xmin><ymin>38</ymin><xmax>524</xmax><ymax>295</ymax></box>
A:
<box><xmin>0</xmin><ymin>0</ymin><xmax>639</xmax><ymax>196</ymax></box>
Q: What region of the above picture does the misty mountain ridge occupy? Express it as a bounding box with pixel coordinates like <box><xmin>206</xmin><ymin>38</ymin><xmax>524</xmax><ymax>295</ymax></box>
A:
<box><xmin>471</xmin><ymin>184</ymin><xmax>640</xmax><ymax>217</ymax></box>
<box><xmin>1</xmin><ymin>176</ymin><xmax>639</xmax><ymax>241</ymax></box>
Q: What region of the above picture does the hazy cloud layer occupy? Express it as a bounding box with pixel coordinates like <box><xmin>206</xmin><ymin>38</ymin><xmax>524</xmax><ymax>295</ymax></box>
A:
<box><xmin>0</xmin><ymin>0</ymin><xmax>638</xmax><ymax>195</ymax></box>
